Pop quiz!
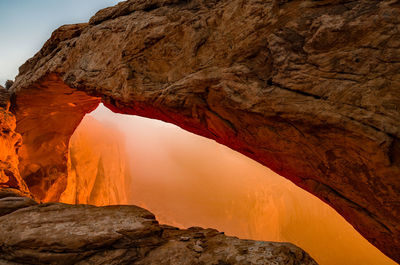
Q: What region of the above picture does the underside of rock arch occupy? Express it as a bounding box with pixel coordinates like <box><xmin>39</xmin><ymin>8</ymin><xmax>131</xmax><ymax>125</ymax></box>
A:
<box><xmin>6</xmin><ymin>0</ymin><xmax>400</xmax><ymax>262</ymax></box>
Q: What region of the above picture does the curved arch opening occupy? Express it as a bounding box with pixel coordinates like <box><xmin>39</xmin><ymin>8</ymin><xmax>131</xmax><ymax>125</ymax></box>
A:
<box><xmin>12</xmin><ymin>74</ymin><xmax>399</xmax><ymax>264</ymax></box>
<box><xmin>53</xmin><ymin>103</ymin><xmax>394</xmax><ymax>265</ymax></box>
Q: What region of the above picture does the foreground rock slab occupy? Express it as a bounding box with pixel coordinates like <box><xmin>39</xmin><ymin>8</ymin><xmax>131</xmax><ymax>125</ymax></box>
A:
<box><xmin>0</xmin><ymin>201</ymin><xmax>317</xmax><ymax>265</ymax></box>
<box><xmin>0</xmin><ymin>196</ymin><xmax>37</xmax><ymax>217</ymax></box>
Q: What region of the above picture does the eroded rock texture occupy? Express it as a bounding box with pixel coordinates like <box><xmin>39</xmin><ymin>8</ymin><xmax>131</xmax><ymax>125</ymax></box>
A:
<box><xmin>12</xmin><ymin>76</ymin><xmax>100</xmax><ymax>202</ymax></box>
<box><xmin>9</xmin><ymin>0</ymin><xmax>400</xmax><ymax>262</ymax></box>
<box><xmin>0</xmin><ymin>197</ymin><xmax>317</xmax><ymax>265</ymax></box>
<box><xmin>0</xmin><ymin>87</ymin><xmax>30</xmax><ymax>196</ymax></box>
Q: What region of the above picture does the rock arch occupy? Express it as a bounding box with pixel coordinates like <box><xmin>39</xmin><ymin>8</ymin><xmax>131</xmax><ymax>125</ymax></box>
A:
<box><xmin>9</xmin><ymin>0</ymin><xmax>400</xmax><ymax>262</ymax></box>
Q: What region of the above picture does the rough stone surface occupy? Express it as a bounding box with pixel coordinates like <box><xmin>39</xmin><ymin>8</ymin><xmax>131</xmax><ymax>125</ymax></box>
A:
<box><xmin>11</xmin><ymin>78</ymin><xmax>100</xmax><ymax>202</ymax></box>
<box><xmin>9</xmin><ymin>0</ymin><xmax>400</xmax><ymax>262</ymax></box>
<box><xmin>4</xmin><ymin>81</ymin><xmax>13</xmax><ymax>90</ymax></box>
<box><xmin>0</xmin><ymin>201</ymin><xmax>317</xmax><ymax>265</ymax></box>
<box><xmin>0</xmin><ymin>87</ymin><xmax>10</xmax><ymax>111</ymax></box>
<box><xmin>0</xmin><ymin>196</ymin><xmax>37</xmax><ymax>217</ymax></box>
<box><xmin>0</xmin><ymin>89</ymin><xmax>30</xmax><ymax>196</ymax></box>
<box><xmin>0</xmin><ymin>189</ymin><xmax>26</xmax><ymax>199</ymax></box>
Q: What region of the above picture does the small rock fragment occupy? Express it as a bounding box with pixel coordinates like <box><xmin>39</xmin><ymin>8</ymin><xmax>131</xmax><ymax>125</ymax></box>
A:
<box><xmin>193</xmin><ymin>244</ymin><xmax>204</xmax><ymax>253</ymax></box>
<box><xmin>5</xmin><ymin>80</ymin><xmax>13</xmax><ymax>90</ymax></box>
<box><xmin>180</xmin><ymin>236</ymin><xmax>190</xmax><ymax>241</ymax></box>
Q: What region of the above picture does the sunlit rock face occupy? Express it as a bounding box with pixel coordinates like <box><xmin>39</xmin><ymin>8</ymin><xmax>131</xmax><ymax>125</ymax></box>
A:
<box><xmin>59</xmin><ymin>116</ymin><xmax>130</xmax><ymax>205</ymax></box>
<box><xmin>10</xmin><ymin>0</ymin><xmax>400</xmax><ymax>261</ymax></box>
<box><xmin>13</xmin><ymin>76</ymin><xmax>100</xmax><ymax>202</ymax></box>
<box><xmin>0</xmin><ymin>87</ymin><xmax>29</xmax><ymax>196</ymax></box>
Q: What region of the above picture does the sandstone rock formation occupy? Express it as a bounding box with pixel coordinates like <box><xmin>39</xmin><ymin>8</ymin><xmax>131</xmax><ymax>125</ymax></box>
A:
<box><xmin>0</xmin><ymin>197</ymin><xmax>317</xmax><ymax>265</ymax></box>
<box><xmin>0</xmin><ymin>88</ymin><xmax>30</xmax><ymax>196</ymax></box>
<box><xmin>11</xmin><ymin>78</ymin><xmax>100</xmax><ymax>202</ymax></box>
<box><xmin>8</xmin><ymin>0</ymin><xmax>400</xmax><ymax>262</ymax></box>
<box><xmin>0</xmin><ymin>196</ymin><xmax>37</xmax><ymax>217</ymax></box>
<box><xmin>59</xmin><ymin>116</ymin><xmax>131</xmax><ymax>205</ymax></box>
<box><xmin>4</xmin><ymin>80</ymin><xmax>13</xmax><ymax>90</ymax></box>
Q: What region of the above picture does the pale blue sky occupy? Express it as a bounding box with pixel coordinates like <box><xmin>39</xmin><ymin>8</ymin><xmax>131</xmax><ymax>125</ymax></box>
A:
<box><xmin>0</xmin><ymin>0</ymin><xmax>123</xmax><ymax>86</ymax></box>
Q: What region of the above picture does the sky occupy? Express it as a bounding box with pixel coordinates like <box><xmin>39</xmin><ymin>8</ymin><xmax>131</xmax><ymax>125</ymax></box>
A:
<box><xmin>0</xmin><ymin>0</ymin><xmax>122</xmax><ymax>86</ymax></box>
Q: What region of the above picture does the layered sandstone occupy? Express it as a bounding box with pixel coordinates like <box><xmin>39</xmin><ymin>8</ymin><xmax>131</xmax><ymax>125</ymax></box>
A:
<box><xmin>0</xmin><ymin>195</ymin><xmax>317</xmax><ymax>265</ymax></box>
<box><xmin>0</xmin><ymin>87</ymin><xmax>30</xmax><ymax>196</ymax></box>
<box><xmin>9</xmin><ymin>0</ymin><xmax>400</xmax><ymax>262</ymax></box>
<box><xmin>11</xmin><ymin>78</ymin><xmax>100</xmax><ymax>202</ymax></box>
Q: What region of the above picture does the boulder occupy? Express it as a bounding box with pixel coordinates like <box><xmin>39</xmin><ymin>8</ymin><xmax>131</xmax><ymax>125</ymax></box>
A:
<box><xmin>0</xmin><ymin>202</ymin><xmax>317</xmax><ymax>265</ymax></box>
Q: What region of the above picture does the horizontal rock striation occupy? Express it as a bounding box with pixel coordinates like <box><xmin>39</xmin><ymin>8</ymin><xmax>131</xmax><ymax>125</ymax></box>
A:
<box><xmin>0</xmin><ymin>196</ymin><xmax>317</xmax><ymax>265</ymax></box>
<box><xmin>9</xmin><ymin>0</ymin><xmax>400</xmax><ymax>262</ymax></box>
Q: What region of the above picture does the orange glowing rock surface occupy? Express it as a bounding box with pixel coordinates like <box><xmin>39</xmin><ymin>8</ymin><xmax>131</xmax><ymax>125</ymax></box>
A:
<box><xmin>0</xmin><ymin>89</ymin><xmax>30</xmax><ymax>196</ymax></box>
<box><xmin>60</xmin><ymin>116</ymin><xmax>130</xmax><ymax>206</ymax></box>
<box><xmin>66</xmin><ymin>105</ymin><xmax>397</xmax><ymax>265</ymax></box>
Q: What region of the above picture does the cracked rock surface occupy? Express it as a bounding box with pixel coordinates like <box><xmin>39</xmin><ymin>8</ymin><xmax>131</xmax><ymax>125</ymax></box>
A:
<box><xmin>0</xmin><ymin>198</ymin><xmax>317</xmax><ymax>265</ymax></box>
<box><xmin>0</xmin><ymin>89</ymin><xmax>30</xmax><ymax>196</ymax></box>
<box><xmin>8</xmin><ymin>0</ymin><xmax>400</xmax><ymax>262</ymax></box>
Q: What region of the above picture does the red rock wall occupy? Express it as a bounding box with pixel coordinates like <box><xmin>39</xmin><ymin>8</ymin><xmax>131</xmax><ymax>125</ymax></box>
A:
<box><xmin>0</xmin><ymin>88</ymin><xmax>30</xmax><ymax>196</ymax></box>
<box><xmin>13</xmin><ymin>76</ymin><xmax>100</xmax><ymax>202</ymax></box>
